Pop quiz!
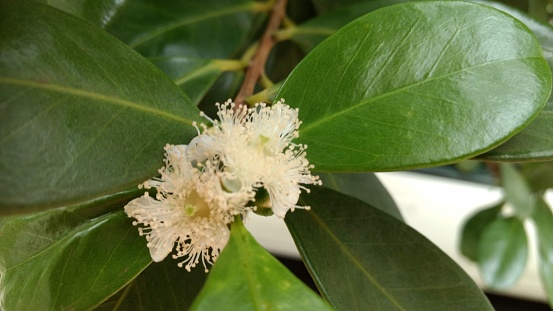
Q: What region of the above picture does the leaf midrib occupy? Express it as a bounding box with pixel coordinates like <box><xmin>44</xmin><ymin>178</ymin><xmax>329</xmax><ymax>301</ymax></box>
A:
<box><xmin>305</xmin><ymin>210</ymin><xmax>408</xmax><ymax>311</ymax></box>
<box><xmin>297</xmin><ymin>56</ymin><xmax>546</xmax><ymax>134</ymax></box>
<box><xmin>0</xmin><ymin>76</ymin><xmax>195</xmax><ymax>125</ymax></box>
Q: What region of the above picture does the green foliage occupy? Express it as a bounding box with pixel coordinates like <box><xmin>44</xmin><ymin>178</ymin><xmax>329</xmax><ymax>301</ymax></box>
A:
<box><xmin>2</xmin><ymin>0</ymin><xmax>553</xmax><ymax>309</ymax></box>
<box><xmin>277</xmin><ymin>1</ymin><xmax>551</xmax><ymax>171</ymax></box>
<box><xmin>477</xmin><ymin>217</ymin><xmax>528</xmax><ymax>289</ymax></box>
<box><xmin>460</xmin><ymin>202</ymin><xmax>503</xmax><ymax>261</ymax></box>
<box><xmin>287</xmin><ymin>187</ymin><xmax>493</xmax><ymax>310</ymax></box>
<box><xmin>190</xmin><ymin>219</ymin><xmax>331</xmax><ymax>311</ymax></box>
<box><xmin>0</xmin><ymin>0</ymin><xmax>201</xmax><ymax>215</ymax></box>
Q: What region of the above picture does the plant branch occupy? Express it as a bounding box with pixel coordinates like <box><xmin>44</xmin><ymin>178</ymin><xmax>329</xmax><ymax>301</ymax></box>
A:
<box><xmin>234</xmin><ymin>0</ymin><xmax>288</xmax><ymax>108</ymax></box>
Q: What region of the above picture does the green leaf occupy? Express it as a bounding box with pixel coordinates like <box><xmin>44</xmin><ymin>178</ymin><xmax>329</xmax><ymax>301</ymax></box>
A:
<box><xmin>40</xmin><ymin>0</ymin><xmax>128</xmax><ymax>27</ymax></box>
<box><xmin>477</xmin><ymin>216</ymin><xmax>528</xmax><ymax>290</ymax></box>
<box><xmin>190</xmin><ymin>220</ymin><xmax>332</xmax><ymax>311</ymax></box>
<box><xmin>0</xmin><ymin>0</ymin><xmax>201</xmax><ymax>215</ymax></box>
<box><xmin>286</xmin><ymin>187</ymin><xmax>493</xmax><ymax>310</ymax></box>
<box><xmin>106</xmin><ymin>0</ymin><xmax>263</xmax><ymax>59</ymax></box>
<box><xmin>0</xmin><ymin>197</ymin><xmax>151</xmax><ymax>310</ymax></box>
<box><xmin>460</xmin><ymin>201</ymin><xmax>503</xmax><ymax>262</ymax></box>
<box><xmin>500</xmin><ymin>163</ymin><xmax>535</xmax><ymax>218</ymax></box>
<box><xmin>474</xmin><ymin>1</ymin><xmax>553</xmax><ymax>161</ymax></box>
<box><xmin>317</xmin><ymin>172</ymin><xmax>403</xmax><ymax>221</ymax></box>
<box><xmin>531</xmin><ymin>197</ymin><xmax>553</xmax><ymax>308</ymax></box>
<box><xmin>94</xmin><ymin>257</ymin><xmax>208</xmax><ymax>311</ymax></box>
<box><xmin>276</xmin><ymin>1</ymin><xmax>552</xmax><ymax>172</ymax></box>
<box><xmin>520</xmin><ymin>161</ymin><xmax>553</xmax><ymax>191</ymax></box>
<box><xmin>285</xmin><ymin>0</ymin><xmax>410</xmax><ymax>53</ymax></box>
<box><xmin>149</xmin><ymin>57</ymin><xmax>244</xmax><ymax>105</ymax></box>
<box><xmin>310</xmin><ymin>0</ymin><xmax>367</xmax><ymax>14</ymax></box>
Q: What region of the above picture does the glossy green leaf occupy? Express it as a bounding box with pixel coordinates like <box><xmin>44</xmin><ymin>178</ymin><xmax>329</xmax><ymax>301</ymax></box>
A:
<box><xmin>460</xmin><ymin>201</ymin><xmax>503</xmax><ymax>262</ymax></box>
<box><xmin>531</xmin><ymin>197</ymin><xmax>553</xmax><ymax>308</ymax></box>
<box><xmin>474</xmin><ymin>1</ymin><xmax>553</xmax><ymax>161</ymax></box>
<box><xmin>477</xmin><ymin>216</ymin><xmax>528</xmax><ymax>289</ymax></box>
<box><xmin>317</xmin><ymin>172</ymin><xmax>403</xmax><ymax>221</ymax></box>
<box><xmin>149</xmin><ymin>57</ymin><xmax>244</xmax><ymax>105</ymax></box>
<box><xmin>277</xmin><ymin>1</ymin><xmax>551</xmax><ymax>172</ymax></box>
<box><xmin>0</xmin><ymin>198</ymin><xmax>151</xmax><ymax>310</ymax></box>
<box><xmin>40</xmin><ymin>0</ymin><xmax>128</xmax><ymax>28</ymax></box>
<box><xmin>286</xmin><ymin>187</ymin><xmax>493</xmax><ymax>310</ymax></box>
<box><xmin>285</xmin><ymin>0</ymin><xmax>410</xmax><ymax>53</ymax></box>
<box><xmin>0</xmin><ymin>0</ymin><xmax>201</xmax><ymax>214</ymax></box>
<box><xmin>94</xmin><ymin>257</ymin><xmax>208</xmax><ymax>311</ymax></box>
<box><xmin>190</xmin><ymin>220</ymin><xmax>332</xmax><ymax>311</ymax></box>
<box><xmin>106</xmin><ymin>0</ymin><xmax>264</xmax><ymax>59</ymax></box>
<box><xmin>500</xmin><ymin>163</ymin><xmax>535</xmax><ymax>218</ymax></box>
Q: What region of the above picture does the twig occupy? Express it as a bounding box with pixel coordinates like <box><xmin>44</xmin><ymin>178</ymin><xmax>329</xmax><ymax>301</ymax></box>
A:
<box><xmin>234</xmin><ymin>0</ymin><xmax>288</xmax><ymax>108</ymax></box>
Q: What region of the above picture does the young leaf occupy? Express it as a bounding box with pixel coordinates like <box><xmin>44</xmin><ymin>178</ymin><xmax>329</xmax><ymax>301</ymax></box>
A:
<box><xmin>460</xmin><ymin>201</ymin><xmax>503</xmax><ymax>262</ymax></box>
<box><xmin>286</xmin><ymin>187</ymin><xmax>493</xmax><ymax>310</ymax></box>
<box><xmin>0</xmin><ymin>199</ymin><xmax>151</xmax><ymax>311</ymax></box>
<box><xmin>500</xmin><ymin>163</ymin><xmax>535</xmax><ymax>218</ymax></box>
<box><xmin>531</xmin><ymin>197</ymin><xmax>553</xmax><ymax>308</ymax></box>
<box><xmin>474</xmin><ymin>1</ymin><xmax>553</xmax><ymax>161</ymax></box>
<box><xmin>276</xmin><ymin>1</ymin><xmax>552</xmax><ymax>172</ymax></box>
<box><xmin>317</xmin><ymin>172</ymin><xmax>403</xmax><ymax>221</ymax></box>
<box><xmin>0</xmin><ymin>0</ymin><xmax>201</xmax><ymax>215</ymax></box>
<box><xmin>477</xmin><ymin>216</ymin><xmax>528</xmax><ymax>290</ymax></box>
<box><xmin>189</xmin><ymin>220</ymin><xmax>332</xmax><ymax>311</ymax></box>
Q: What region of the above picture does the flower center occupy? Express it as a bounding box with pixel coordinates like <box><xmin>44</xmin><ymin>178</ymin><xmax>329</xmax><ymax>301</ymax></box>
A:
<box><xmin>183</xmin><ymin>190</ymin><xmax>211</xmax><ymax>218</ymax></box>
<box><xmin>257</xmin><ymin>135</ymin><xmax>270</xmax><ymax>152</ymax></box>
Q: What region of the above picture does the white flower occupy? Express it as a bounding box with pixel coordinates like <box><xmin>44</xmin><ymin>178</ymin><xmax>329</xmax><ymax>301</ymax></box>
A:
<box><xmin>189</xmin><ymin>99</ymin><xmax>321</xmax><ymax>218</ymax></box>
<box><xmin>124</xmin><ymin>144</ymin><xmax>249</xmax><ymax>272</ymax></box>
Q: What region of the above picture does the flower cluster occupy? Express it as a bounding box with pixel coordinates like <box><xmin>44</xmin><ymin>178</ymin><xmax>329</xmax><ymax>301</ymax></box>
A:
<box><xmin>124</xmin><ymin>99</ymin><xmax>321</xmax><ymax>271</ymax></box>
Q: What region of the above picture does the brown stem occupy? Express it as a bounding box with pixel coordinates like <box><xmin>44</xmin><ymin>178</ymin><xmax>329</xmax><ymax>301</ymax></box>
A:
<box><xmin>234</xmin><ymin>0</ymin><xmax>288</xmax><ymax>108</ymax></box>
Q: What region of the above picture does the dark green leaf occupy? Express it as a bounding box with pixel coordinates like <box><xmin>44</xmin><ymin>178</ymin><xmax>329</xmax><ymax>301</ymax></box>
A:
<box><xmin>286</xmin><ymin>187</ymin><xmax>493</xmax><ymax>310</ymax></box>
<box><xmin>190</xmin><ymin>219</ymin><xmax>332</xmax><ymax>311</ymax></box>
<box><xmin>477</xmin><ymin>216</ymin><xmax>528</xmax><ymax>289</ymax></box>
<box><xmin>500</xmin><ymin>163</ymin><xmax>535</xmax><ymax>218</ymax></box>
<box><xmin>94</xmin><ymin>257</ymin><xmax>208</xmax><ymax>311</ymax></box>
<box><xmin>106</xmin><ymin>0</ymin><xmax>264</xmax><ymax>59</ymax></box>
<box><xmin>531</xmin><ymin>197</ymin><xmax>553</xmax><ymax>308</ymax></box>
<box><xmin>317</xmin><ymin>172</ymin><xmax>403</xmax><ymax>221</ymax></box>
<box><xmin>277</xmin><ymin>1</ymin><xmax>551</xmax><ymax>172</ymax></box>
<box><xmin>149</xmin><ymin>57</ymin><xmax>244</xmax><ymax>105</ymax></box>
<box><xmin>40</xmin><ymin>0</ymin><xmax>128</xmax><ymax>27</ymax></box>
<box><xmin>309</xmin><ymin>0</ymin><xmax>367</xmax><ymax>14</ymax></box>
<box><xmin>460</xmin><ymin>201</ymin><xmax>503</xmax><ymax>261</ymax></box>
<box><xmin>0</xmin><ymin>198</ymin><xmax>151</xmax><ymax>310</ymax></box>
<box><xmin>520</xmin><ymin>161</ymin><xmax>553</xmax><ymax>191</ymax></box>
<box><xmin>474</xmin><ymin>0</ymin><xmax>553</xmax><ymax>161</ymax></box>
<box><xmin>285</xmin><ymin>0</ymin><xmax>410</xmax><ymax>53</ymax></box>
<box><xmin>0</xmin><ymin>0</ymin><xmax>201</xmax><ymax>215</ymax></box>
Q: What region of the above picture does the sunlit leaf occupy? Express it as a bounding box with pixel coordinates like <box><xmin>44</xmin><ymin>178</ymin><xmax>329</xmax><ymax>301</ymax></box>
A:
<box><xmin>477</xmin><ymin>216</ymin><xmax>528</xmax><ymax>290</ymax></box>
<box><xmin>0</xmin><ymin>194</ymin><xmax>151</xmax><ymax>311</ymax></box>
<box><xmin>460</xmin><ymin>201</ymin><xmax>503</xmax><ymax>262</ymax></box>
<box><xmin>474</xmin><ymin>0</ymin><xmax>553</xmax><ymax>161</ymax></box>
<box><xmin>317</xmin><ymin>172</ymin><xmax>403</xmax><ymax>221</ymax></box>
<box><xmin>190</xmin><ymin>220</ymin><xmax>332</xmax><ymax>311</ymax></box>
<box><xmin>0</xmin><ymin>0</ymin><xmax>201</xmax><ymax>215</ymax></box>
<box><xmin>286</xmin><ymin>187</ymin><xmax>493</xmax><ymax>310</ymax></box>
<box><xmin>531</xmin><ymin>197</ymin><xmax>553</xmax><ymax>308</ymax></box>
<box><xmin>277</xmin><ymin>1</ymin><xmax>551</xmax><ymax>172</ymax></box>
